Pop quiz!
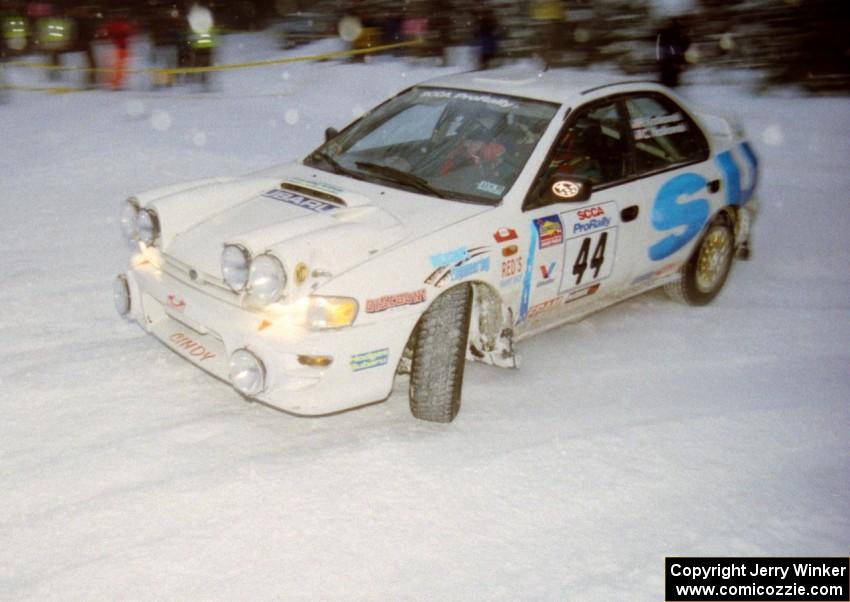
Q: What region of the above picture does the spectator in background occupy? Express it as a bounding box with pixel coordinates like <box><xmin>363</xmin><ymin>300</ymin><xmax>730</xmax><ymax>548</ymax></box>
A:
<box><xmin>104</xmin><ymin>8</ymin><xmax>132</xmax><ymax>90</ymax></box>
<box><xmin>531</xmin><ymin>0</ymin><xmax>563</xmax><ymax>67</ymax></box>
<box><xmin>149</xmin><ymin>3</ymin><xmax>181</xmax><ymax>87</ymax></box>
<box><xmin>36</xmin><ymin>7</ymin><xmax>76</xmax><ymax>82</ymax></box>
<box><xmin>186</xmin><ymin>3</ymin><xmax>216</xmax><ymax>90</ymax></box>
<box><xmin>70</xmin><ymin>5</ymin><xmax>99</xmax><ymax>89</ymax></box>
<box><xmin>656</xmin><ymin>17</ymin><xmax>690</xmax><ymax>88</ymax></box>
<box><xmin>475</xmin><ymin>8</ymin><xmax>498</xmax><ymax>70</ymax></box>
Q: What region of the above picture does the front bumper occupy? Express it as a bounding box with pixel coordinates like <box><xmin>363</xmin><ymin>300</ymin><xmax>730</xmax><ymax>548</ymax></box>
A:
<box><xmin>118</xmin><ymin>255</ymin><xmax>418</xmax><ymax>415</ymax></box>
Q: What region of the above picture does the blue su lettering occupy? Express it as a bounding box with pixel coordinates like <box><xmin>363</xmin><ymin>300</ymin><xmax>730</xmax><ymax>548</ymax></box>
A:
<box><xmin>649</xmin><ymin>172</ymin><xmax>709</xmax><ymax>261</ymax></box>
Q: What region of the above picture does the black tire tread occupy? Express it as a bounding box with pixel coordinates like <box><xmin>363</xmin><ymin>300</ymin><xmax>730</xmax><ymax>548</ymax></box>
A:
<box><xmin>409</xmin><ymin>285</ymin><xmax>472</xmax><ymax>423</ymax></box>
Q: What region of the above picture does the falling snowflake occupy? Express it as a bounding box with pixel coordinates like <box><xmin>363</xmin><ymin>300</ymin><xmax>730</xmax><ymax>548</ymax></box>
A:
<box><xmin>150</xmin><ymin>110</ymin><xmax>172</xmax><ymax>131</ymax></box>
<box><xmin>285</xmin><ymin>109</ymin><xmax>299</xmax><ymax>125</ymax></box>
<box><xmin>761</xmin><ymin>124</ymin><xmax>784</xmax><ymax>146</ymax></box>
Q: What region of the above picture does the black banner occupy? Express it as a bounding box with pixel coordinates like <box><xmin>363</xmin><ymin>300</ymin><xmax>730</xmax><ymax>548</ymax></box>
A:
<box><xmin>665</xmin><ymin>557</ymin><xmax>849</xmax><ymax>601</ymax></box>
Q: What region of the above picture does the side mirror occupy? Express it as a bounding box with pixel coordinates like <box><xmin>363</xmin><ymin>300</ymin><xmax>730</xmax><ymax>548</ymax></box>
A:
<box><xmin>540</xmin><ymin>174</ymin><xmax>592</xmax><ymax>206</ymax></box>
<box><xmin>324</xmin><ymin>127</ymin><xmax>339</xmax><ymax>142</ymax></box>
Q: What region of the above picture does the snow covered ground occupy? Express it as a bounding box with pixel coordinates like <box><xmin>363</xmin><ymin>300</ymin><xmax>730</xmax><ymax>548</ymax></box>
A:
<box><xmin>1</xmin><ymin>33</ymin><xmax>848</xmax><ymax>600</ymax></box>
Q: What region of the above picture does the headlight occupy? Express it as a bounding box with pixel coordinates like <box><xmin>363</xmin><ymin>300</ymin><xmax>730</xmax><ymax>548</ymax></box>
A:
<box><xmin>137</xmin><ymin>208</ymin><xmax>160</xmax><ymax>245</ymax></box>
<box><xmin>228</xmin><ymin>349</ymin><xmax>265</xmax><ymax>397</ymax></box>
<box><xmin>304</xmin><ymin>296</ymin><xmax>358</xmax><ymax>329</ymax></box>
<box><xmin>120</xmin><ymin>198</ymin><xmax>140</xmax><ymax>242</ymax></box>
<box><xmin>246</xmin><ymin>254</ymin><xmax>287</xmax><ymax>307</ymax></box>
<box><xmin>221</xmin><ymin>244</ymin><xmax>251</xmax><ymax>292</ymax></box>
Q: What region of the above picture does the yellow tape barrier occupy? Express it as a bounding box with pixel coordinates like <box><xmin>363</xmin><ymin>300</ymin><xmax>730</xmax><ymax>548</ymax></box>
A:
<box><xmin>1</xmin><ymin>38</ymin><xmax>422</xmax><ymax>76</ymax></box>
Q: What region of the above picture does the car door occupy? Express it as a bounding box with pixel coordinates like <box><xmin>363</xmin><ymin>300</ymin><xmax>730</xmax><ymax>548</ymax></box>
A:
<box><xmin>618</xmin><ymin>92</ymin><xmax>720</xmax><ymax>285</ymax></box>
<box><xmin>514</xmin><ymin>97</ymin><xmax>646</xmax><ymax>333</ymax></box>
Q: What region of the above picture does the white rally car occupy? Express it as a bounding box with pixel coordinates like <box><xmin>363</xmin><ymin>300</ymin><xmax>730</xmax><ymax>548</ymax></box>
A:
<box><xmin>114</xmin><ymin>69</ymin><xmax>758</xmax><ymax>422</ymax></box>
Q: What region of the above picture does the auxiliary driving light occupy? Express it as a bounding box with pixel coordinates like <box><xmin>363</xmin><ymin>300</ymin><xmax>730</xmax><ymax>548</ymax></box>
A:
<box><xmin>113</xmin><ymin>274</ymin><xmax>130</xmax><ymax>315</ymax></box>
<box><xmin>228</xmin><ymin>349</ymin><xmax>266</xmax><ymax>397</ymax></box>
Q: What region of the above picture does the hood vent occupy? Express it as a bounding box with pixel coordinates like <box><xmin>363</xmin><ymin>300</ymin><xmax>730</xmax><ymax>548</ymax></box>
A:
<box><xmin>281</xmin><ymin>182</ymin><xmax>347</xmax><ymax>208</ymax></box>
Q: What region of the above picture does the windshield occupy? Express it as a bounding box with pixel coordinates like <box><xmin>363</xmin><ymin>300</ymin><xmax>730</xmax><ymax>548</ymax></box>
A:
<box><xmin>304</xmin><ymin>87</ymin><xmax>559</xmax><ymax>205</ymax></box>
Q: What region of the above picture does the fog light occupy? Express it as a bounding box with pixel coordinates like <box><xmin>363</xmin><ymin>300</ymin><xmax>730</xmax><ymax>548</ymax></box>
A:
<box><xmin>229</xmin><ymin>349</ymin><xmax>266</xmax><ymax>397</ymax></box>
<box><xmin>113</xmin><ymin>274</ymin><xmax>130</xmax><ymax>315</ymax></box>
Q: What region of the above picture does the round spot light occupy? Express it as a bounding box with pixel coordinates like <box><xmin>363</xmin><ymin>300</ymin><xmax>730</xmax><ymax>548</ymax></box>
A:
<box><xmin>229</xmin><ymin>349</ymin><xmax>266</xmax><ymax>397</ymax></box>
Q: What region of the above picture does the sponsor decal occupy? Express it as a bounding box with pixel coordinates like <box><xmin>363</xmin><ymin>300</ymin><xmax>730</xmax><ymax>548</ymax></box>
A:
<box><xmin>365</xmin><ymin>289</ymin><xmax>426</xmax><ymax>313</ymax></box>
<box><xmin>427</xmin><ymin>246</ymin><xmax>491</xmax><ymax>287</ymax></box>
<box><xmin>493</xmin><ymin>227</ymin><xmax>518</xmax><ymax>243</ymax></box>
<box><xmin>526</xmin><ymin>283</ymin><xmax>600</xmax><ymax>318</ymax></box>
<box><xmin>168</xmin><ymin>332</ymin><xmax>217</xmax><ymax>362</ymax></box>
<box><xmin>419</xmin><ymin>89</ymin><xmax>516</xmax><ymax>108</ymax></box>
<box><xmin>649</xmin><ymin>173</ymin><xmax>709</xmax><ymax>261</ymax></box>
<box><xmin>263</xmin><ymin>189</ymin><xmax>338</xmax><ymax>213</ymax></box>
<box><xmin>430</xmin><ymin>246</ymin><xmax>469</xmax><ymax>269</ymax></box>
<box><xmin>631</xmin><ymin>112</ymin><xmax>689</xmax><ymax>140</ymax></box>
<box><xmin>631</xmin><ymin>262</ymin><xmax>680</xmax><ymax>286</ymax></box>
<box><xmin>533</xmin><ymin>215</ymin><xmax>564</xmax><ymax>249</ymax></box>
<box><xmin>518</xmin><ymin>222</ymin><xmax>538</xmax><ymax>322</ymax></box>
<box><xmin>715</xmin><ymin>141</ymin><xmax>759</xmax><ymax>207</ymax></box>
<box><xmin>572</xmin><ymin>205</ymin><xmax>611</xmax><ymax>235</ymax></box>
<box><xmin>501</xmin><ymin>244</ymin><xmax>518</xmax><ymax>257</ymax></box>
<box><xmin>650</xmin><ymin>141</ymin><xmax>758</xmax><ymax>262</ymax></box>
<box><xmin>501</xmin><ymin>256</ymin><xmax>523</xmax><ymax>278</ymax></box>
<box><xmin>537</xmin><ymin>261</ymin><xmax>556</xmax><ymax>287</ymax></box>
<box><xmin>451</xmin><ymin>257</ymin><xmax>490</xmax><ymax>280</ymax></box>
<box><xmin>350</xmin><ymin>348</ymin><xmax>389</xmax><ymax>372</ymax></box>
<box><xmin>558</xmin><ymin>201</ymin><xmax>618</xmax><ymax>293</ymax></box>
<box><xmin>477</xmin><ymin>180</ymin><xmax>505</xmax><ymax>196</ymax></box>
<box><xmin>166</xmin><ymin>293</ymin><xmax>186</xmax><ymax>313</ymax></box>
<box><xmin>633</xmin><ymin>123</ymin><xmax>688</xmax><ymax>140</ymax></box>
<box><xmin>500</xmin><ymin>256</ymin><xmax>523</xmax><ymax>288</ymax></box>
<box><xmin>551</xmin><ymin>180</ymin><xmax>581</xmax><ymax>199</ymax></box>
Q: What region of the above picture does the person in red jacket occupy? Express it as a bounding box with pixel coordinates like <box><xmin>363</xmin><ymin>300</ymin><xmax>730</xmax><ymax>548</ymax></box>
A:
<box><xmin>104</xmin><ymin>9</ymin><xmax>132</xmax><ymax>90</ymax></box>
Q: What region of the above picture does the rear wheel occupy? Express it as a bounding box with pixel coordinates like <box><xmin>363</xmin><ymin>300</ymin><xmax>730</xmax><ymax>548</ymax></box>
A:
<box><xmin>665</xmin><ymin>217</ymin><xmax>735</xmax><ymax>306</ymax></box>
<box><xmin>409</xmin><ymin>285</ymin><xmax>473</xmax><ymax>423</ymax></box>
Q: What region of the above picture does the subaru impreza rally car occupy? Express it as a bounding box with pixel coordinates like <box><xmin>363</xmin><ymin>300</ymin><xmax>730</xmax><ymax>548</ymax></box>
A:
<box><xmin>114</xmin><ymin>69</ymin><xmax>758</xmax><ymax>422</ymax></box>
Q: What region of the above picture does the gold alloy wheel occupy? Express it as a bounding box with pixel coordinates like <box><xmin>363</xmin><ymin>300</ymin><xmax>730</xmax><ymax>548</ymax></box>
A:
<box><xmin>695</xmin><ymin>225</ymin><xmax>733</xmax><ymax>293</ymax></box>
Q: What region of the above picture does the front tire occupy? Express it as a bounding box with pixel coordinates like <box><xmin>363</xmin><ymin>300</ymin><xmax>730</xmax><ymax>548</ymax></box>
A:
<box><xmin>665</xmin><ymin>217</ymin><xmax>735</xmax><ymax>306</ymax></box>
<box><xmin>409</xmin><ymin>285</ymin><xmax>473</xmax><ymax>423</ymax></box>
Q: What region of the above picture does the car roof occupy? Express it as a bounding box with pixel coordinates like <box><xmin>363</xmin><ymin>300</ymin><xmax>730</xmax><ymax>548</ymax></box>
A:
<box><xmin>419</xmin><ymin>67</ymin><xmax>668</xmax><ymax>106</ymax></box>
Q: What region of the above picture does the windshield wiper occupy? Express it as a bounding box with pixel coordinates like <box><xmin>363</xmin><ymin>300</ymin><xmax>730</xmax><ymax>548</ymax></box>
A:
<box><xmin>355</xmin><ymin>161</ymin><xmax>448</xmax><ymax>199</ymax></box>
<box><xmin>308</xmin><ymin>151</ymin><xmax>365</xmax><ymax>181</ymax></box>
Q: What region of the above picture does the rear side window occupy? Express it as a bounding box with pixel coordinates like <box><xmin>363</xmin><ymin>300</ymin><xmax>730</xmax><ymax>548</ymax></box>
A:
<box><xmin>625</xmin><ymin>94</ymin><xmax>708</xmax><ymax>175</ymax></box>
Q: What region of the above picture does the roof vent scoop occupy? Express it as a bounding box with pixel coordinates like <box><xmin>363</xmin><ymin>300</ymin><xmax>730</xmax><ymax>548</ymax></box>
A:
<box><xmin>280</xmin><ymin>182</ymin><xmax>347</xmax><ymax>207</ymax></box>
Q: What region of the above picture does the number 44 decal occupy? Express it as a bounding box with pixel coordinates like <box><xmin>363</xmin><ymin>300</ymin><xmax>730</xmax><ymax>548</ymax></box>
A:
<box><xmin>572</xmin><ymin>232</ymin><xmax>608</xmax><ymax>285</ymax></box>
<box><xmin>560</xmin><ymin>227</ymin><xmax>617</xmax><ymax>292</ymax></box>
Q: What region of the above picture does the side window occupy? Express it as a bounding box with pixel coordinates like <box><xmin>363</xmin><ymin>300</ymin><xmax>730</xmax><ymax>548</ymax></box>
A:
<box><xmin>548</xmin><ymin>101</ymin><xmax>631</xmax><ymax>186</ymax></box>
<box><xmin>625</xmin><ymin>94</ymin><xmax>709</xmax><ymax>174</ymax></box>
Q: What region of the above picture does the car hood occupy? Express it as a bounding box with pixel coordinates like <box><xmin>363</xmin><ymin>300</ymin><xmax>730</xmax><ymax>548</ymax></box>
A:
<box><xmin>148</xmin><ymin>162</ymin><xmax>491</xmax><ymax>284</ymax></box>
